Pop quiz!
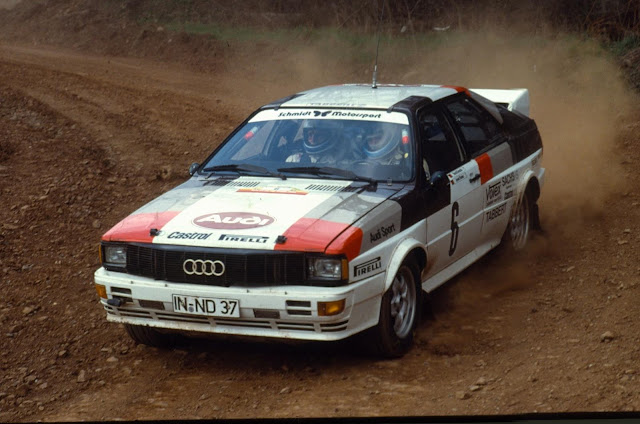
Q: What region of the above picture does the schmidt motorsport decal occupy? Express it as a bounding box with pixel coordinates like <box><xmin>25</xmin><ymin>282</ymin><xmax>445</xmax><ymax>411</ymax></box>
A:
<box><xmin>193</xmin><ymin>212</ymin><xmax>275</xmax><ymax>230</ymax></box>
<box><xmin>250</xmin><ymin>109</ymin><xmax>410</xmax><ymax>125</ymax></box>
<box><xmin>354</xmin><ymin>257</ymin><xmax>382</xmax><ymax>277</ymax></box>
<box><xmin>218</xmin><ymin>234</ymin><xmax>269</xmax><ymax>244</ymax></box>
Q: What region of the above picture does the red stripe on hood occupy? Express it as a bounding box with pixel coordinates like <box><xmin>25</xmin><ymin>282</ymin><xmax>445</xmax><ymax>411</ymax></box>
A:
<box><xmin>274</xmin><ymin>218</ymin><xmax>363</xmax><ymax>261</ymax></box>
<box><xmin>101</xmin><ymin>211</ymin><xmax>180</xmax><ymax>243</ymax></box>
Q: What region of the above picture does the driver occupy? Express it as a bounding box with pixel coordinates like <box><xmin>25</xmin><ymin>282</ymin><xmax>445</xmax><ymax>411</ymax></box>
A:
<box><xmin>362</xmin><ymin>122</ymin><xmax>405</xmax><ymax>165</ymax></box>
<box><xmin>286</xmin><ymin>120</ymin><xmax>340</xmax><ymax>164</ymax></box>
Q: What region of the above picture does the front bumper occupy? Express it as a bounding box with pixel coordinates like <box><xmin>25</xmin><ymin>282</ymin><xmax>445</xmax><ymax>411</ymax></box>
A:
<box><xmin>94</xmin><ymin>267</ymin><xmax>385</xmax><ymax>341</ymax></box>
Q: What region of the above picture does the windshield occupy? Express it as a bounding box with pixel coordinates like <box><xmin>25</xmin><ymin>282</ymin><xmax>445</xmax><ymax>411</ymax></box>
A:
<box><xmin>202</xmin><ymin>108</ymin><xmax>413</xmax><ymax>182</ymax></box>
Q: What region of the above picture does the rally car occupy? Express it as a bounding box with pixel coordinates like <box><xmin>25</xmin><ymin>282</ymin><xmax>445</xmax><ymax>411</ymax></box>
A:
<box><xmin>95</xmin><ymin>84</ymin><xmax>545</xmax><ymax>357</ymax></box>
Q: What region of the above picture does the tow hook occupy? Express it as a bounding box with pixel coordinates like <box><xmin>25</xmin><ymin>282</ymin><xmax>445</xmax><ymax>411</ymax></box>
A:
<box><xmin>106</xmin><ymin>297</ymin><xmax>126</xmax><ymax>307</ymax></box>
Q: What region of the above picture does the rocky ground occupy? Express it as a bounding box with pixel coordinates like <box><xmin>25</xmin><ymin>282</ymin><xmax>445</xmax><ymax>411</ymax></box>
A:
<box><xmin>1</xmin><ymin>1</ymin><xmax>640</xmax><ymax>422</ymax></box>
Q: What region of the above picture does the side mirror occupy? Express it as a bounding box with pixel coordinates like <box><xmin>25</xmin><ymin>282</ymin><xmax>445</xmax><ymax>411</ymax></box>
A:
<box><xmin>188</xmin><ymin>162</ymin><xmax>200</xmax><ymax>176</ymax></box>
<box><xmin>429</xmin><ymin>170</ymin><xmax>448</xmax><ymax>189</ymax></box>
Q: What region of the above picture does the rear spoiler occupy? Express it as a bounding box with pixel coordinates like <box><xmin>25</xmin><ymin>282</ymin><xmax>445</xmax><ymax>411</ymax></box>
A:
<box><xmin>469</xmin><ymin>88</ymin><xmax>530</xmax><ymax>117</ymax></box>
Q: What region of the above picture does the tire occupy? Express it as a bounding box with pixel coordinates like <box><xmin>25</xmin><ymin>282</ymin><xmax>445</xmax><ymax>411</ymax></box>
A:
<box><xmin>366</xmin><ymin>260</ymin><xmax>421</xmax><ymax>358</ymax></box>
<box><xmin>505</xmin><ymin>191</ymin><xmax>532</xmax><ymax>251</ymax></box>
<box><xmin>124</xmin><ymin>324</ymin><xmax>177</xmax><ymax>348</ymax></box>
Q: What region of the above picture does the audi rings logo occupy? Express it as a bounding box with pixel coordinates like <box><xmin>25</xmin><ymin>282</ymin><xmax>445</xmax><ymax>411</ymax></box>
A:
<box><xmin>183</xmin><ymin>259</ymin><xmax>225</xmax><ymax>276</ymax></box>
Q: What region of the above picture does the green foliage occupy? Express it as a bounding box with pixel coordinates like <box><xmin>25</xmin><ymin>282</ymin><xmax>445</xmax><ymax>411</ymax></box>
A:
<box><xmin>609</xmin><ymin>34</ymin><xmax>640</xmax><ymax>57</ymax></box>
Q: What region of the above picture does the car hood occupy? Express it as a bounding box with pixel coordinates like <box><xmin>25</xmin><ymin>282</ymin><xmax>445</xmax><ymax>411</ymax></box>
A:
<box><xmin>102</xmin><ymin>177</ymin><xmax>402</xmax><ymax>260</ymax></box>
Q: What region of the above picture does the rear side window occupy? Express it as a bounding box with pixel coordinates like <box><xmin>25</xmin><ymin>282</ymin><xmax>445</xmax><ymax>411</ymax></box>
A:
<box><xmin>445</xmin><ymin>97</ymin><xmax>503</xmax><ymax>157</ymax></box>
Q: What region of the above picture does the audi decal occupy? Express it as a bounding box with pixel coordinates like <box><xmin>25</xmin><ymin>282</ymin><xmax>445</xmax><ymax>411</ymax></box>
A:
<box><xmin>193</xmin><ymin>212</ymin><xmax>275</xmax><ymax>230</ymax></box>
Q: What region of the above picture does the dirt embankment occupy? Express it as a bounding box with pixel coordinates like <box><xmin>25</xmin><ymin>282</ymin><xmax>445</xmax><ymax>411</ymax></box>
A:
<box><xmin>1</xmin><ymin>1</ymin><xmax>640</xmax><ymax>422</ymax></box>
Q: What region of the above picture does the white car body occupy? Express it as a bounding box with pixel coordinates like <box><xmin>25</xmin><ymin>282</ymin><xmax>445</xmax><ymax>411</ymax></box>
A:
<box><xmin>95</xmin><ymin>84</ymin><xmax>545</xmax><ymax>356</ymax></box>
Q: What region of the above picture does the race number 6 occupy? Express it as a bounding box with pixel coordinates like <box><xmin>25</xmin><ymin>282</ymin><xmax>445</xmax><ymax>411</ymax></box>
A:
<box><xmin>449</xmin><ymin>201</ymin><xmax>459</xmax><ymax>256</ymax></box>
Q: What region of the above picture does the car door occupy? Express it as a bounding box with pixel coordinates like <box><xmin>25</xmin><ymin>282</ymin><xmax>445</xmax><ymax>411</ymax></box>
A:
<box><xmin>419</xmin><ymin>107</ymin><xmax>483</xmax><ymax>283</ymax></box>
<box><xmin>443</xmin><ymin>95</ymin><xmax>511</xmax><ymax>249</ymax></box>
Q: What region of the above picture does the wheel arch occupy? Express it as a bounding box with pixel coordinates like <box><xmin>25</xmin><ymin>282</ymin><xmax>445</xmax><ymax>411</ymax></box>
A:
<box><xmin>383</xmin><ymin>238</ymin><xmax>426</xmax><ymax>292</ymax></box>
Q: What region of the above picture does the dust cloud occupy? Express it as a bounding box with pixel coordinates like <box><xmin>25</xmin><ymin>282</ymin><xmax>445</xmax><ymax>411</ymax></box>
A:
<box><xmin>241</xmin><ymin>30</ymin><xmax>634</xmax><ymax>225</ymax></box>
<box><xmin>248</xmin><ymin>29</ymin><xmax>635</xmax><ymax>336</ymax></box>
<box><xmin>221</xmin><ymin>29</ymin><xmax>633</xmax><ymax>334</ymax></box>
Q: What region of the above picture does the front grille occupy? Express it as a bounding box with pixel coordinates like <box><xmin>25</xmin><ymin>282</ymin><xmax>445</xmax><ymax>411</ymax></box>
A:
<box><xmin>123</xmin><ymin>244</ymin><xmax>305</xmax><ymax>287</ymax></box>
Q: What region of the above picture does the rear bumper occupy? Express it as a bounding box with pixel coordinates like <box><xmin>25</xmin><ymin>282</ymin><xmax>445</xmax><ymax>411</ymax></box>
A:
<box><xmin>94</xmin><ymin>267</ymin><xmax>385</xmax><ymax>341</ymax></box>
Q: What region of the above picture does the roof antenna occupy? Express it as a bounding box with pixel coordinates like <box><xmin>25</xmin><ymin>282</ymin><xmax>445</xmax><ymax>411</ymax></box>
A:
<box><xmin>372</xmin><ymin>0</ymin><xmax>385</xmax><ymax>89</ymax></box>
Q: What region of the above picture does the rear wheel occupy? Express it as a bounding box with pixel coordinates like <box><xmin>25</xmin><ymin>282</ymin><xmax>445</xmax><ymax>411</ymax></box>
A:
<box><xmin>366</xmin><ymin>260</ymin><xmax>420</xmax><ymax>358</ymax></box>
<box><xmin>124</xmin><ymin>324</ymin><xmax>177</xmax><ymax>348</ymax></box>
<box><xmin>506</xmin><ymin>191</ymin><xmax>532</xmax><ymax>251</ymax></box>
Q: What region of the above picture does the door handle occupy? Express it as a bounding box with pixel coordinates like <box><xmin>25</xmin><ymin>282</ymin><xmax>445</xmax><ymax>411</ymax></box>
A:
<box><xmin>469</xmin><ymin>173</ymin><xmax>481</xmax><ymax>183</ymax></box>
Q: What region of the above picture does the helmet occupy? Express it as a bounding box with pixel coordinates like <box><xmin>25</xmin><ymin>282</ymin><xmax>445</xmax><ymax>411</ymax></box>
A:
<box><xmin>302</xmin><ymin>120</ymin><xmax>340</xmax><ymax>155</ymax></box>
<box><xmin>363</xmin><ymin>122</ymin><xmax>400</xmax><ymax>160</ymax></box>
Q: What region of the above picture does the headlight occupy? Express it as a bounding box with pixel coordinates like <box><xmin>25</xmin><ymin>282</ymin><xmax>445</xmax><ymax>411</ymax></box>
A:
<box><xmin>307</xmin><ymin>257</ymin><xmax>348</xmax><ymax>280</ymax></box>
<box><xmin>103</xmin><ymin>244</ymin><xmax>127</xmax><ymax>266</ymax></box>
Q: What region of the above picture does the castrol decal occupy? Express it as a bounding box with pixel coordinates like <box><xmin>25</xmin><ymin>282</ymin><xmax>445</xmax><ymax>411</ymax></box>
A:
<box><xmin>193</xmin><ymin>212</ymin><xmax>275</xmax><ymax>230</ymax></box>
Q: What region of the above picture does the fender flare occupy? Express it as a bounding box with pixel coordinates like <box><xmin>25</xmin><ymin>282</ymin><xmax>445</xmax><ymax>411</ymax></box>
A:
<box><xmin>383</xmin><ymin>238</ymin><xmax>427</xmax><ymax>292</ymax></box>
<box><xmin>514</xmin><ymin>167</ymin><xmax>540</xmax><ymax>203</ymax></box>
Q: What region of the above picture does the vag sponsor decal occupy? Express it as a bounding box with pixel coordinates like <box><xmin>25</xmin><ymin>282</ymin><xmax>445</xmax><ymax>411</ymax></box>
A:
<box><xmin>219</xmin><ymin>234</ymin><xmax>269</xmax><ymax>244</ymax></box>
<box><xmin>485</xmin><ymin>181</ymin><xmax>502</xmax><ymax>207</ymax></box>
<box><xmin>370</xmin><ymin>223</ymin><xmax>396</xmax><ymax>244</ymax></box>
<box><xmin>486</xmin><ymin>204</ymin><xmax>507</xmax><ymax>222</ymax></box>
<box><xmin>354</xmin><ymin>257</ymin><xmax>382</xmax><ymax>277</ymax></box>
<box><xmin>167</xmin><ymin>231</ymin><xmax>212</xmax><ymax>240</ymax></box>
<box><xmin>193</xmin><ymin>212</ymin><xmax>275</xmax><ymax>230</ymax></box>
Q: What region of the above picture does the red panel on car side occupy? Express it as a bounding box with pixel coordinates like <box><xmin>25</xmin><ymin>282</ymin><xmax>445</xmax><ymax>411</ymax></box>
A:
<box><xmin>475</xmin><ymin>153</ymin><xmax>494</xmax><ymax>184</ymax></box>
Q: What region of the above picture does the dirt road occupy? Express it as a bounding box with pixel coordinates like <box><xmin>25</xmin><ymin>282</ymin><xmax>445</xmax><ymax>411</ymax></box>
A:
<box><xmin>1</xmin><ymin>40</ymin><xmax>640</xmax><ymax>421</ymax></box>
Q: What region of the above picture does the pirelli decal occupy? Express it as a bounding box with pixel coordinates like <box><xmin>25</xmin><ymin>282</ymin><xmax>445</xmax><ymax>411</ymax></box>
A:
<box><xmin>354</xmin><ymin>257</ymin><xmax>382</xmax><ymax>277</ymax></box>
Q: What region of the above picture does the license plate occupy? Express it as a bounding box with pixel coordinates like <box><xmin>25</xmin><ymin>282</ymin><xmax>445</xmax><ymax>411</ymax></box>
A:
<box><xmin>172</xmin><ymin>295</ymin><xmax>240</xmax><ymax>318</ymax></box>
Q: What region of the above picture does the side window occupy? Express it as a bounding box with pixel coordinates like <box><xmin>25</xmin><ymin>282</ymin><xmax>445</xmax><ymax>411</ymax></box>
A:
<box><xmin>445</xmin><ymin>97</ymin><xmax>502</xmax><ymax>157</ymax></box>
<box><xmin>419</xmin><ymin>110</ymin><xmax>464</xmax><ymax>175</ymax></box>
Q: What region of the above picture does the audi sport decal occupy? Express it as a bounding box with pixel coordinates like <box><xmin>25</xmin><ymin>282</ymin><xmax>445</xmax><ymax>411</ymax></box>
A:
<box><xmin>369</xmin><ymin>223</ymin><xmax>396</xmax><ymax>244</ymax></box>
<box><xmin>193</xmin><ymin>212</ymin><xmax>275</xmax><ymax>230</ymax></box>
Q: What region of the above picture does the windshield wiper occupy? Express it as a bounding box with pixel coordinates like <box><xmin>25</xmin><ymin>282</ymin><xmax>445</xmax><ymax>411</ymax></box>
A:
<box><xmin>202</xmin><ymin>164</ymin><xmax>286</xmax><ymax>180</ymax></box>
<box><xmin>277</xmin><ymin>166</ymin><xmax>377</xmax><ymax>190</ymax></box>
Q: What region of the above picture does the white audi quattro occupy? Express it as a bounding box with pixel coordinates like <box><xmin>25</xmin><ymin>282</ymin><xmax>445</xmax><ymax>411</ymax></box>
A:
<box><xmin>95</xmin><ymin>84</ymin><xmax>545</xmax><ymax>357</ymax></box>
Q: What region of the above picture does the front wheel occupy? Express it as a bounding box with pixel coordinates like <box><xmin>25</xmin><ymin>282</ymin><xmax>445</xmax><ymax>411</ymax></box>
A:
<box><xmin>124</xmin><ymin>324</ymin><xmax>178</xmax><ymax>348</ymax></box>
<box><xmin>366</xmin><ymin>260</ymin><xmax>420</xmax><ymax>358</ymax></box>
